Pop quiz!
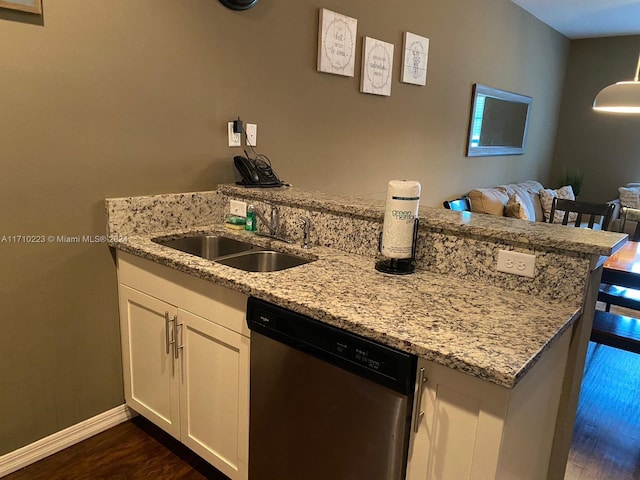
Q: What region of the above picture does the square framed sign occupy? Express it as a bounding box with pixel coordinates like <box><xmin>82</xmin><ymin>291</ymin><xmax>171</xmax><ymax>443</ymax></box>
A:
<box><xmin>317</xmin><ymin>8</ymin><xmax>358</xmax><ymax>77</ymax></box>
<box><xmin>401</xmin><ymin>32</ymin><xmax>429</xmax><ymax>86</ymax></box>
<box><xmin>361</xmin><ymin>37</ymin><xmax>394</xmax><ymax>96</ymax></box>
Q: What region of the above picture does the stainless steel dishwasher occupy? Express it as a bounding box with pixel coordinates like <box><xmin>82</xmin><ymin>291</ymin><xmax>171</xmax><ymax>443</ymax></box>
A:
<box><xmin>247</xmin><ymin>297</ymin><xmax>417</xmax><ymax>480</ymax></box>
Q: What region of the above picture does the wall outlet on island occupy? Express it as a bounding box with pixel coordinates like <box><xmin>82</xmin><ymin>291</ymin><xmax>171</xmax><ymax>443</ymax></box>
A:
<box><xmin>497</xmin><ymin>250</ymin><xmax>535</xmax><ymax>278</ymax></box>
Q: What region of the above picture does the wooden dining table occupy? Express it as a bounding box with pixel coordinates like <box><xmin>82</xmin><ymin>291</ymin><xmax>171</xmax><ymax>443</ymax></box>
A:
<box><xmin>595</xmin><ymin>240</ymin><xmax>640</xmax><ymax>353</ymax></box>
<box><xmin>602</xmin><ymin>240</ymin><xmax>640</xmax><ymax>290</ymax></box>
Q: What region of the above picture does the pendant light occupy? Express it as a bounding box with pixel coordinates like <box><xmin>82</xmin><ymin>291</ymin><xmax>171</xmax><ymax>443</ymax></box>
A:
<box><xmin>593</xmin><ymin>53</ymin><xmax>640</xmax><ymax>113</ymax></box>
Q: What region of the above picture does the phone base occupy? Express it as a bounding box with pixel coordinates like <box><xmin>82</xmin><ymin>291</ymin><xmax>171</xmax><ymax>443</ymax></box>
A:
<box><xmin>375</xmin><ymin>258</ymin><xmax>415</xmax><ymax>275</ymax></box>
<box><xmin>235</xmin><ymin>181</ymin><xmax>284</xmax><ymax>188</ymax></box>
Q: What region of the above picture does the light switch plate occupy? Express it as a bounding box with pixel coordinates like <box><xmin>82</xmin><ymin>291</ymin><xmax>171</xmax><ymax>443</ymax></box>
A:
<box><xmin>230</xmin><ymin>200</ymin><xmax>247</xmax><ymax>217</ymax></box>
<box><xmin>246</xmin><ymin>123</ymin><xmax>257</xmax><ymax>147</ymax></box>
<box><xmin>497</xmin><ymin>250</ymin><xmax>535</xmax><ymax>278</ymax></box>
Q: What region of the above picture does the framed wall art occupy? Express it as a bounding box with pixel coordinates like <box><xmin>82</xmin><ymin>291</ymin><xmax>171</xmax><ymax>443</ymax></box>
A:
<box><xmin>401</xmin><ymin>32</ymin><xmax>429</xmax><ymax>86</ymax></box>
<box><xmin>360</xmin><ymin>37</ymin><xmax>394</xmax><ymax>97</ymax></box>
<box><xmin>0</xmin><ymin>0</ymin><xmax>42</xmax><ymax>14</ymax></box>
<box><xmin>317</xmin><ymin>8</ymin><xmax>358</xmax><ymax>77</ymax></box>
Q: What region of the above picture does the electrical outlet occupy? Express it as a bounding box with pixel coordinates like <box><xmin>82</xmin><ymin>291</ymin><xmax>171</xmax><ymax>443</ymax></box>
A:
<box><xmin>228</xmin><ymin>122</ymin><xmax>241</xmax><ymax>147</ymax></box>
<box><xmin>497</xmin><ymin>250</ymin><xmax>535</xmax><ymax>278</ymax></box>
<box><xmin>246</xmin><ymin>123</ymin><xmax>257</xmax><ymax>147</ymax></box>
<box><xmin>230</xmin><ymin>199</ymin><xmax>247</xmax><ymax>217</ymax></box>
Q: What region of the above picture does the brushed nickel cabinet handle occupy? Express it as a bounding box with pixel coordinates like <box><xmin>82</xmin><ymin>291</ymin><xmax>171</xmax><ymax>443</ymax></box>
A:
<box><xmin>164</xmin><ymin>311</ymin><xmax>172</xmax><ymax>354</ymax></box>
<box><xmin>413</xmin><ymin>367</ymin><xmax>428</xmax><ymax>433</ymax></box>
<box><xmin>173</xmin><ymin>315</ymin><xmax>182</xmax><ymax>359</ymax></box>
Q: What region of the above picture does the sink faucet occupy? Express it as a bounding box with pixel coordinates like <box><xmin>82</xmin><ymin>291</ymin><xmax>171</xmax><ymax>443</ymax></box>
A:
<box><xmin>300</xmin><ymin>216</ymin><xmax>312</xmax><ymax>249</ymax></box>
<box><xmin>253</xmin><ymin>203</ymin><xmax>280</xmax><ymax>237</ymax></box>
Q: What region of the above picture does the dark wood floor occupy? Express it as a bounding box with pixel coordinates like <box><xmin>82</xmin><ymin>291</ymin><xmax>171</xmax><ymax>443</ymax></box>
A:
<box><xmin>564</xmin><ymin>306</ymin><xmax>640</xmax><ymax>480</ymax></box>
<box><xmin>4</xmin><ymin>416</ymin><xmax>230</xmax><ymax>480</ymax></box>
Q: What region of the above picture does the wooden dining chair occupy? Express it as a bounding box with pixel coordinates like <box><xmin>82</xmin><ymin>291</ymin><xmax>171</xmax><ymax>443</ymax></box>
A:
<box><xmin>598</xmin><ymin>206</ymin><xmax>640</xmax><ymax>312</ymax></box>
<box><xmin>591</xmin><ymin>310</ymin><xmax>640</xmax><ymax>354</ymax></box>
<box><xmin>443</xmin><ymin>196</ymin><xmax>471</xmax><ymax>211</ymax></box>
<box><xmin>593</xmin><ymin>262</ymin><xmax>640</xmax><ymax>353</ymax></box>
<box><xmin>548</xmin><ymin>197</ymin><xmax>615</xmax><ymax>230</ymax></box>
<box><xmin>618</xmin><ymin>206</ymin><xmax>640</xmax><ymax>241</ymax></box>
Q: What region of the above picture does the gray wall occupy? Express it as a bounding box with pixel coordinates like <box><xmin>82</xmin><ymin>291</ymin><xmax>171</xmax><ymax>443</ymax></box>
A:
<box><xmin>551</xmin><ymin>35</ymin><xmax>640</xmax><ymax>202</ymax></box>
<box><xmin>0</xmin><ymin>0</ymin><xmax>567</xmax><ymax>454</ymax></box>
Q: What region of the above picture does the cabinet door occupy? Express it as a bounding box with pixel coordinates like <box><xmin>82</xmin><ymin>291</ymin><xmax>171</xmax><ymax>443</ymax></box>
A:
<box><xmin>119</xmin><ymin>284</ymin><xmax>180</xmax><ymax>438</ymax></box>
<box><xmin>178</xmin><ymin>308</ymin><xmax>249</xmax><ymax>480</ymax></box>
<box><xmin>405</xmin><ymin>358</ymin><xmax>508</xmax><ymax>480</ymax></box>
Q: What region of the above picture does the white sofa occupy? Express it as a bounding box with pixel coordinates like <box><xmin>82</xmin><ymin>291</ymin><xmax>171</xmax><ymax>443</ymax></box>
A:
<box><xmin>467</xmin><ymin>180</ymin><xmax>620</xmax><ymax>229</ymax></box>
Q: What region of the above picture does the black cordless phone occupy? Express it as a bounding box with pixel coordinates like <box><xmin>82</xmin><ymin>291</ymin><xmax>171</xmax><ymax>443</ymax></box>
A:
<box><xmin>234</xmin><ymin>155</ymin><xmax>284</xmax><ymax>188</ymax></box>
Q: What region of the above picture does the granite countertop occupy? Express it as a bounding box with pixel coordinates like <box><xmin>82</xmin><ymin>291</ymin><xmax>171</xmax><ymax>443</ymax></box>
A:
<box><xmin>219</xmin><ymin>184</ymin><xmax>627</xmax><ymax>256</ymax></box>
<box><xmin>112</xmin><ymin>224</ymin><xmax>582</xmax><ymax>389</ymax></box>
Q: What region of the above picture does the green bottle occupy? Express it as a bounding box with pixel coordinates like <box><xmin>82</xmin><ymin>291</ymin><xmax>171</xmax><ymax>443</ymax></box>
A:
<box><xmin>245</xmin><ymin>205</ymin><xmax>256</xmax><ymax>231</ymax></box>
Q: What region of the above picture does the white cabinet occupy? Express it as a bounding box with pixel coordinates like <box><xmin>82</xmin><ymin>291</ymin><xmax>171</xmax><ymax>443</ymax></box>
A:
<box><xmin>117</xmin><ymin>252</ymin><xmax>249</xmax><ymax>480</ymax></box>
<box><xmin>119</xmin><ymin>286</ymin><xmax>181</xmax><ymax>437</ymax></box>
<box><xmin>406</xmin><ymin>327</ymin><xmax>571</xmax><ymax>480</ymax></box>
<box><xmin>178</xmin><ymin>307</ymin><xmax>249</xmax><ymax>476</ymax></box>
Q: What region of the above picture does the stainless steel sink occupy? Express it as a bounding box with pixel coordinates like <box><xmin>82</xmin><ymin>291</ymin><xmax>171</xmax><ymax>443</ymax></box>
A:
<box><xmin>153</xmin><ymin>234</ymin><xmax>313</xmax><ymax>272</ymax></box>
<box><xmin>215</xmin><ymin>250</ymin><xmax>312</xmax><ymax>272</ymax></box>
<box><xmin>153</xmin><ymin>235</ymin><xmax>256</xmax><ymax>260</ymax></box>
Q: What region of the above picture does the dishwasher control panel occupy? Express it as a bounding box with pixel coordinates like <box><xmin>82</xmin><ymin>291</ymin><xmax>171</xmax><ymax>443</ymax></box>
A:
<box><xmin>247</xmin><ymin>297</ymin><xmax>416</xmax><ymax>395</ymax></box>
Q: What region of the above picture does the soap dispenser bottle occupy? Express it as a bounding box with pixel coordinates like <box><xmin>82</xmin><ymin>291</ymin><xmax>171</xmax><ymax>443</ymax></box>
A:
<box><xmin>245</xmin><ymin>205</ymin><xmax>256</xmax><ymax>231</ymax></box>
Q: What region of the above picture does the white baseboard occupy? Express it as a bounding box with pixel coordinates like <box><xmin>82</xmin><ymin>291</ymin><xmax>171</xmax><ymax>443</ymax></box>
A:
<box><xmin>0</xmin><ymin>404</ymin><xmax>136</xmax><ymax>478</ymax></box>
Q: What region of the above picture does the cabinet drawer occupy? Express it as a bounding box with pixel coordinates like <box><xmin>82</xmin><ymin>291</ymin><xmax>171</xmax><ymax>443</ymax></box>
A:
<box><xmin>117</xmin><ymin>251</ymin><xmax>249</xmax><ymax>337</ymax></box>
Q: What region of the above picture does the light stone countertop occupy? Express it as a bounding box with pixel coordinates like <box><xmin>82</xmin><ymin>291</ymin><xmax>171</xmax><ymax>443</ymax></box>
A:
<box><xmin>219</xmin><ymin>184</ymin><xmax>627</xmax><ymax>256</ymax></box>
<box><xmin>112</xmin><ymin>224</ymin><xmax>582</xmax><ymax>389</ymax></box>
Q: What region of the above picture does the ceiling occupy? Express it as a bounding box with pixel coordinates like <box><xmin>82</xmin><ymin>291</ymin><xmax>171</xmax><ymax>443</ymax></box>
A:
<box><xmin>512</xmin><ymin>0</ymin><xmax>640</xmax><ymax>39</ymax></box>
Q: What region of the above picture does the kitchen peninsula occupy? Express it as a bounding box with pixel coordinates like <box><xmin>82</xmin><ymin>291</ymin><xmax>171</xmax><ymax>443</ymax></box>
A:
<box><xmin>107</xmin><ymin>184</ymin><xmax>626</xmax><ymax>480</ymax></box>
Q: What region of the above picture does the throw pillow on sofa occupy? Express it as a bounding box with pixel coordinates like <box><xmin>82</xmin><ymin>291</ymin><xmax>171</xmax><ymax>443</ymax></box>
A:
<box><xmin>499</xmin><ymin>183</ymin><xmax>544</xmax><ymax>222</ymax></box>
<box><xmin>505</xmin><ymin>192</ymin><xmax>534</xmax><ymax>221</ymax></box>
<box><xmin>619</xmin><ymin>186</ymin><xmax>640</xmax><ymax>208</ymax></box>
<box><xmin>468</xmin><ymin>188</ymin><xmax>509</xmax><ymax>216</ymax></box>
<box><xmin>539</xmin><ymin>185</ymin><xmax>577</xmax><ymax>223</ymax></box>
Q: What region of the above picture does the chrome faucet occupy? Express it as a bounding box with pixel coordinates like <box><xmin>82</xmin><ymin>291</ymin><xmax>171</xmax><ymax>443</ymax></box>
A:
<box><xmin>300</xmin><ymin>216</ymin><xmax>312</xmax><ymax>249</ymax></box>
<box><xmin>254</xmin><ymin>203</ymin><xmax>280</xmax><ymax>237</ymax></box>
